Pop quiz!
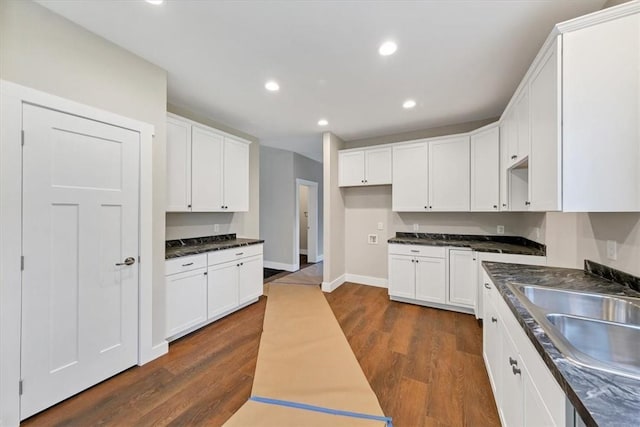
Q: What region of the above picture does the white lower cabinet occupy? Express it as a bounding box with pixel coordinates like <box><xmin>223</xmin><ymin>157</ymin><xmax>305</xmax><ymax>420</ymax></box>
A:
<box><xmin>165</xmin><ymin>244</ymin><xmax>263</xmax><ymax>340</ymax></box>
<box><xmin>388</xmin><ymin>245</ymin><xmax>474</xmax><ymax>313</ymax></box>
<box><xmin>483</xmin><ymin>272</ymin><xmax>568</xmax><ymax>427</ymax></box>
<box><xmin>166</xmin><ymin>267</ymin><xmax>208</xmax><ymax>338</ymax></box>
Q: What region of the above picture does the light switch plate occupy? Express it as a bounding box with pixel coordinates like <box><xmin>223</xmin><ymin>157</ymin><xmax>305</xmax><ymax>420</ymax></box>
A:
<box><xmin>368</xmin><ymin>234</ymin><xmax>378</xmax><ymax>244</ymax></box>
<box><xmin>413</xmin><ymin>224</ymin><xmax>419</xmax><ymax>232</ymax></box>
<box><xmin>497</xmin><ymin>225</ymin><xmax>505</xmax><ymax>235</ymax></box>
<box><xmin>214</xmin><ymin>224</ymin><xmax>220</xmax><ymax>233</ymax></box>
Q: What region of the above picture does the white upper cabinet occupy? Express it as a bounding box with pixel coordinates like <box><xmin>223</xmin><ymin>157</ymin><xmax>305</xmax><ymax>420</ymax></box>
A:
<box><xmin>191</xmin><ymin>125</ymin><xmax>224</xmax><ymax>211</ymax></box>
<box><xmin>429</xmin><ymin>135</ymin><xmax>470</xmax><ymax>211</ymax></box>
<box><xmin>338</xmin><ymin>146</ymin><xmax>391</xmax><ymax>187</ymax></box>
<box><xmin>166</xmin><ymin>116</ymin><xmax>192</xmax><ymax>212</ymax></box>
<box><xmin>166</xmin><ymin>113</ymin><xmax>251</xmax><ymax>212</ymax></box>
<box><xmin>562</xmin><ymin>11</ymin><xmax>640</xmax><ymax>211</ymax></box>
<box><xmin>392</xmin><ymin>142</ymin><xmax>429</xmax><ymax>211</ymax></box>
<box><xmin>529</xmin><ymin>39</ymin><xmax>561</xmax><ymax>212</ymax></box>
<box><xmin>471</xmin><ymin>124</ymin><xmax>500</xmax><ymax>211</ymax></box>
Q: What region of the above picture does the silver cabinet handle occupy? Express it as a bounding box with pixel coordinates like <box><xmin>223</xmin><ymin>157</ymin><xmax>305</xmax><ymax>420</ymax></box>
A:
<box><xmin>512</xmin><ymin>366</ymin><xmax>521</xmax><ymax>376</ymax></box>
<box><xmin>509</xmin><ymin>357</ymin><xmax>518</xmax><ymax>366</ymax></box>
<box><xmin>116</xmin><ymin>257</ymin><xmax>135</xmax><ymax>266</ymax></box>
<box><xmin>410</xmin><ymin>250</ymin><xmax>419</xmax><ymax>253</ymax></box>
<box><xmin>484</xmin><ymin>283</ymin><xmax>491</xmax><ymax>289</ymax></box>
<box><xmin>236</xmin><ymin>252</ymin><xmax>244</xmax><ymax>256</ymax></box>
<box><xmin>491</xmin><ymin>317</ymin><xmax>498</xmax><ymax>323</ymax></box>
<box><xmin>182</xmin><ymin>262</ymin><xmax>194</xmax><ymax>267</ymax></box>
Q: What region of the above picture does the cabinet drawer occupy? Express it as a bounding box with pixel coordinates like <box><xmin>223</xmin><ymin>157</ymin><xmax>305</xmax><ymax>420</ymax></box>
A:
<box><xmin>207</xmin><ymin>244</ymin><xmax>263</xmax><ymax>266</ymax></box>
<box><xmin>388</xmin><ymin>244</ymin><xmax>446</xmax><ymax>258</ymax></box>
<box><xmin>165</xmin><ymin>253</ymin><xmax>207</xmax><ymax>276</ymax></box>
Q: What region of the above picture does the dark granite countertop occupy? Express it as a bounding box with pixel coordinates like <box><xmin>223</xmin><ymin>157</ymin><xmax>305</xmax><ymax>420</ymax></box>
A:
<box><xmin>165</xmin><ymin>234</ymin><xmax>264</xmax><ymax>259</ymax></box>
<box><xmin>388</xmin><ymin>232</ymin><xmax>546</xmax><ymax>256</ymax></box>
<box><xmin>483</xmin><ymin>260</ymin><xmax>640</xmax><ymax>427</ymax></box>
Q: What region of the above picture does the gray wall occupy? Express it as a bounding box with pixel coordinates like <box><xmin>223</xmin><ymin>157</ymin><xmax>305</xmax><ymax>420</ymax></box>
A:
<box><xmin>260</xmin><ymin>146</ymin><xmax>323</xmax><ymax>268</ymax></box>
<box><xmin>0</xmin><ymin>0</ymin><xmax>168</xmax><ymax>345</ymax></box>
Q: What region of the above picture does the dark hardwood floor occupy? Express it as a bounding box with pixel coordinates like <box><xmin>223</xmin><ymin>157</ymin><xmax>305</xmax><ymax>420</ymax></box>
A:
<box><xmin>23</xmin><ymin>283</ymin><xmax>499</xmax><ymax>427</ymax></box>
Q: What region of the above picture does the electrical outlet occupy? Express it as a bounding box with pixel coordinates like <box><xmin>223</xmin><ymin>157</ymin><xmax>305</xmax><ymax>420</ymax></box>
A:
<box><xmin>214</xmin><ymin>224</ymin><xmax>220</xmax><ymax>233</ymax></box>
<box><xmin>377</xmin><ymin>222</ymin><xmax>384</xmax><ymax>230</ymax></box>
<box><xmin>413</xmin><ymin>224</ymin><xmax>419</xmax><ymax>232</ymax></box>
<box><xmin>606</xmin><ymin>240</ymin><xmax>617</xmax><ymax>260</ymax></box>
<box><xmin>497</xmin><ymin>225</ymin><xmax>505</xmax><ymax>235</ymax></box>
<box><xmin>368</xmin><ymin>234</ymin><xmax>378</xmax><ymax>244</ymax></box>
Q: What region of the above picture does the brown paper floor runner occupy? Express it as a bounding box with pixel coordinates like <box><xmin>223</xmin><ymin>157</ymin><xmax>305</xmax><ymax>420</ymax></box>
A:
<box><xmin>224</xmin><ymin>284</ymin><xmax>388</xmax><ymax>426</ymax></box>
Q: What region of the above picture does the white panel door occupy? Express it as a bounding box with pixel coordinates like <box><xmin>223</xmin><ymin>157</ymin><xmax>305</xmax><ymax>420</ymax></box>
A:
<box><xmin>501</xmin><ymin>327</ymin><xmax>524</xmax><ymax>427</ymax></box>
<box><xmin>339</xmin><ymin>150</ymin><xmax>365</xmax><ymax>187</ymax></box>
<box><xmin>166</xmin><ymin>116</ymin><xmax>192</xmax><ymax>212</ymax></box>
<box><xmin>530</xmin><ymin>40</ymin><xmax>561</xmax><ymax>212</ymax></box>
<box><xmin>392</xmin><ymin>142</ymin><xmax>429</xmax><ymax>211</ymax></box>
<box><xmin>415</xmin><ymin>256</ymin><xmax>446</xmax><ymax>304</ymax></box>
<box><xmin>238</xmin><ymin>255</ymin><xmax>263</xmax><ymax>305</ymax></box>
<box><xmin>191</xmin><ymin>125</ymin><xmax>223</xmax><ymax>211</ymax></box>
<box><xmin>364</xmin><ymin>147</ymin><xmax>392</xmax><ymax>185</ymax></box>
<box><xmin>223</xmin><ymin>137</ymin><xmax>250</xmax><ymax>211</ymax></box>
<box><xmin>166</xmin><ymin>268</ymin><xmax>208</xmax><ymax>338</ymax></box>
<box><xmin>448</xmin><ymin>249</ymin><xmax>476</xmax><ymax>308</ymax></box>
<box><xmin>21</xmin><ymin>104</ymin><xmax>139</xmax><ymax>419</ymax></box>
<box><xmin>207</xmin><ymin>261</ymin><xmax>239</xmax><ymax>319</ymax></box>
<box><xmin>522</xmin><ymin>358</ymin><xmax>556</xmax><ymax>427</ymax></box>
<box><xmin>514</xmin><ymin>88</ymin><xmax>530</xmax><ymax>163</ymax></box>
<box><xmin>471</xmin><ymin>126</ymin><xmax>500</xmax><ymax>211</ymax></box>
<box><xmin>388</xmin><ymin>255</ymin><xmax>415</xmax><ymax>299</ymax></box>
<box><xmin>428</xmin><ymin>136</ymin><xmax>470</xmax><ymax>211</ymax></box>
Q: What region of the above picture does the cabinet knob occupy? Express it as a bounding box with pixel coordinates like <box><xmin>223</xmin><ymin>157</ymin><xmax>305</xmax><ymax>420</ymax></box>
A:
<box><xmin>512</xmin><ymin>366</ymin><xmax>522</xmax><ymax>376</ymax></box>
<box><xmin>511</xmin><ymin>155</ymin><xmax>517</xmax><ymax>160</ymax></box>
<box><xmin>525</xmin><ymin>201</ymin><xmax>531</xmax><ymax>206</ymax></box>
<box><xmin>491</xmin><ymin>317</ymin><xmax>498</xmax><ymax>323</ymax></box>
<box><xmin>429</xmin><ymin>206</ymin><xmax>432</xmax><ymax>209</ymax></box>
<box><xmin>424</xmin><ymin>206</ymin><xmax>428</xmax><ymax>209</ymax></box>
<box><xmin>203</xmin><ymin>271</ymin><xmax>207</xmax><ymax>276</ymax></box>
<box><xmin>484</xmin><ymin>283</ymin><xmax>491</xmax><ymax>289</ymax></box>
<box><xmin>361</xmin><ymin>180</ymin><xmax>364</xmax><ymax>183</ymax></box>
<box><xmin>188</xmin><ymin>204</ymin><xmax>192</xmax><ymax>208</ymax></box>
<box><xmin>509</xmin><ymin>357</ymin><xmax>518</xmax><ymax>366</ymax></box>
<box><xmin>493</xmin><ymin>205</ymin><xmax>498</xmax><ymax>209</ymax></box>
<box><xmin>502</xmin><ymin>203</ymin><xmax>507</xmax><ymax>207</ymax></box>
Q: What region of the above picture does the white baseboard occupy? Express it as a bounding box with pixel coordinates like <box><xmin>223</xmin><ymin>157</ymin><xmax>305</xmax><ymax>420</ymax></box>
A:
<box><xmin>344</xmin><ymin>274</ymin><xmax>388</xmax><ymax>288</ymax></box>
<box><xmin>321</xmin><ymin>274</ymin><xmax>345</xmax><ymax>293</ymax></box>
<box><xmin>299</xmin><ymin>249</ymin><xmax>308</xmax><ymax>255</ymax></box>
<box><xmin>264</xmin><ymin>260</ymin><xmax>297</xmax><ymax>272</ymax></box>
<box><xmin>139</xmin><ymin>340</ymin><xmax>168</xmax><ymax>365</ymax></box>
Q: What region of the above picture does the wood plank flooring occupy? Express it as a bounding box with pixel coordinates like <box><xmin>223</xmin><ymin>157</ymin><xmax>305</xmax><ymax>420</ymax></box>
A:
<box><xmin>23</xmin><ymin>283</ymin><xmax>499</xmax><ymax>427</ymax></box>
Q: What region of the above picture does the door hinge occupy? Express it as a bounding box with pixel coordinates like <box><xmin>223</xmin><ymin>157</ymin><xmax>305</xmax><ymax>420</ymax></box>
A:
<box><xmin>21</xmin><ymin>130</ymin><xmax>25</xmax><ymax>146</ymax></box>
<box><xmin>19</xmin><ymin>379</ymin><xmax>23</xmax><ymax>395</ymax></box>
<box><xmin>21</xmin><ymin>256</ymin><xmax>24</xmax><ymax>271</ymax></box>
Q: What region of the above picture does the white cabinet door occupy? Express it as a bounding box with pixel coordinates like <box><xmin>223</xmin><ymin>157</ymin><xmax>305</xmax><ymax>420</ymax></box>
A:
<box><xmin>392</xmin><ymin>142</ymin><xmax>429</xmax><ymax>211</ymax></box>
<box><xmin>563</xmin><ymin>13</ymin><xmax>640</xmax><ymax>212</ymax></box>
<box><xmin>500</xmin><ymin>326</ymin><xmax>524</xmax><ymax>427</ymax></box>
<box><xmin>166</xmin><ymin>116</ymin><xmax>192</xmax><ymax>212</ymax></box>
<box><xmin>365</xmin><ymin>146</ymin><xmax>392</xmax><ymax>185</ymax></box>
<box><xmin>166</xmin><ymin>268</ymin><xmax>208</xmax><ymax>338</ymax></box>
<box><xmin>483</xmin><ymin>290</ymin><xmax>501</xmax><ymax>398</ymax></box>
<box><xmin>529</xmin><ymin>39</ymin><xmax>561</xmax><ymax>212</ymax></box>
<box><xmin>207</xmin><ymin>261</ymin><xmax>239</xmax><ymax>319</ymax></box>
<box><xmin>429</xmin><ymin>136</ymin><xmax>470</xmax><ymax>211</ymax></box>
<box><xmin>238</xmin><ymin>255</ymin><xmax>263</xmax><ymax>305</ymax></box>
<box><xmin>223</xmin><ymin>136</ymin><xmax>250</xmax><ymax>212</ymax></box>
<box><xmin>522</xmin><ymin>358</ymin><xmax>556</xmax><ymax>427</ymax></box>
<box><xmin>339</xmin><ymin>150</ymin><xmax>365</xmax><ymax>187</ymax></box>
<box><xmin>448</xmin><ymin>249</ymin><xmax>476</xmax><ymax>308</ymax></box>
<box><xmin>500</xmin><ymin>118</ymin><xmax>515</xmax><ymax>211</ymax></box>
<box><xmin>191</xmin><ymin>125</ymin><xmax>224</xmax><ymax>212</ymax></box>
<box><xmin>514</xmin><ymin>88</ymin><xmax>530</xmax><ymax>166</ymax></box>
<box><xmin>388</xmin><ymin>254</ymin><xmax>415</xmax><ymax>299</ymax></box>
<box><xmin>415</xmin><ymin>256</ymin><xmax>446</xmax><ymax>304</ymax></box>
<box><xmin>471</xmin><ymin>125</ymin><xmax>500</xmax><ymax>211</ymax></box>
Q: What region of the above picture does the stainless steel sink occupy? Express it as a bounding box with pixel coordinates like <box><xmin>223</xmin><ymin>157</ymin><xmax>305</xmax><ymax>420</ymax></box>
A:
<box><xmin>514</xmin><ymin>284</ymin><xmax>640</xmax><ymax>326</ymax></box>
<box><xmin>546</xmin><ymin>313</ymin><xmax>640</xmax><ymax>378</ymax></box>
<box><xmin>507</xmin><ymin>283</ymin><xmax>640</xmax><ymax>379</ymax></box>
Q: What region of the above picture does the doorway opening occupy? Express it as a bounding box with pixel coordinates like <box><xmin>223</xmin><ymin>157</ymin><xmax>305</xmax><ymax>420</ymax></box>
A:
<box><xmin>294</xmin><ymin>179</ymin><xmax>319</xmax><ymax>271</ymax></box>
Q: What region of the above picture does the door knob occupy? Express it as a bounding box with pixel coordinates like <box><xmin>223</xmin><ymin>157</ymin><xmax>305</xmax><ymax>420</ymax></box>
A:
<box><xmin>115</xmin><ymin>257</ymin><xmax>136</xmax><ymax>266</ymax></box>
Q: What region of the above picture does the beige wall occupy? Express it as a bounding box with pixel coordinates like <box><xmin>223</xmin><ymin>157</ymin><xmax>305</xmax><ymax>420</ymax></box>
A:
<box><xmin>0</xmin><ymin>0</ymin><xmax>168</xmax><ymax>344</ymax></box>
<box><xmin>165</xmin><ymin>103</ymin><xmax>260</xmax><ymax>241</ymax></box>
<box><xmin>322</xmin><ymin>132</ymin><xmax>346</xmax><ymax>287</ymax></box>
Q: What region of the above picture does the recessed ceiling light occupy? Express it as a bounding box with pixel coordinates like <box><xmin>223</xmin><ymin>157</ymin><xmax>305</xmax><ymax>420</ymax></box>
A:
<box><xmin>146</xmin><ymin>0</ymin><xmax>164</xmax><ymax>5</ymax></box>
<box><xmin>318</xmin><ymin>119</ymin><xmax>329</xmax><ymax>126</ymax></box>
<box><xmin>265</xmin><ymin>80</ymin><xmax>280</xmax><ymax>92</ymax></box>
<box><xmin>403</xmin><ymin>99</ymin><xmax>417</xmax><ymax>109</ymax></box>
<box><xmin>379</xmin><ymin>41</ymin><xmax>397</xmax><ymax>56</ymax></box>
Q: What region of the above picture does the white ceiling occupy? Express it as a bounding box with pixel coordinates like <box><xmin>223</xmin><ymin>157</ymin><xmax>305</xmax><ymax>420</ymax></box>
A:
<box><xmin>37</xmin><ymin>0</ymin><xmax>605</xmax><ymax>162</ymax></box>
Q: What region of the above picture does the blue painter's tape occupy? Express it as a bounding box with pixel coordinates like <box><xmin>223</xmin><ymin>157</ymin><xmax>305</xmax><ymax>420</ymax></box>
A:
<box><xmin>248</xmin><ymin>395</ymin><xmax>393</xmax><ymax>427</ymax></box>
